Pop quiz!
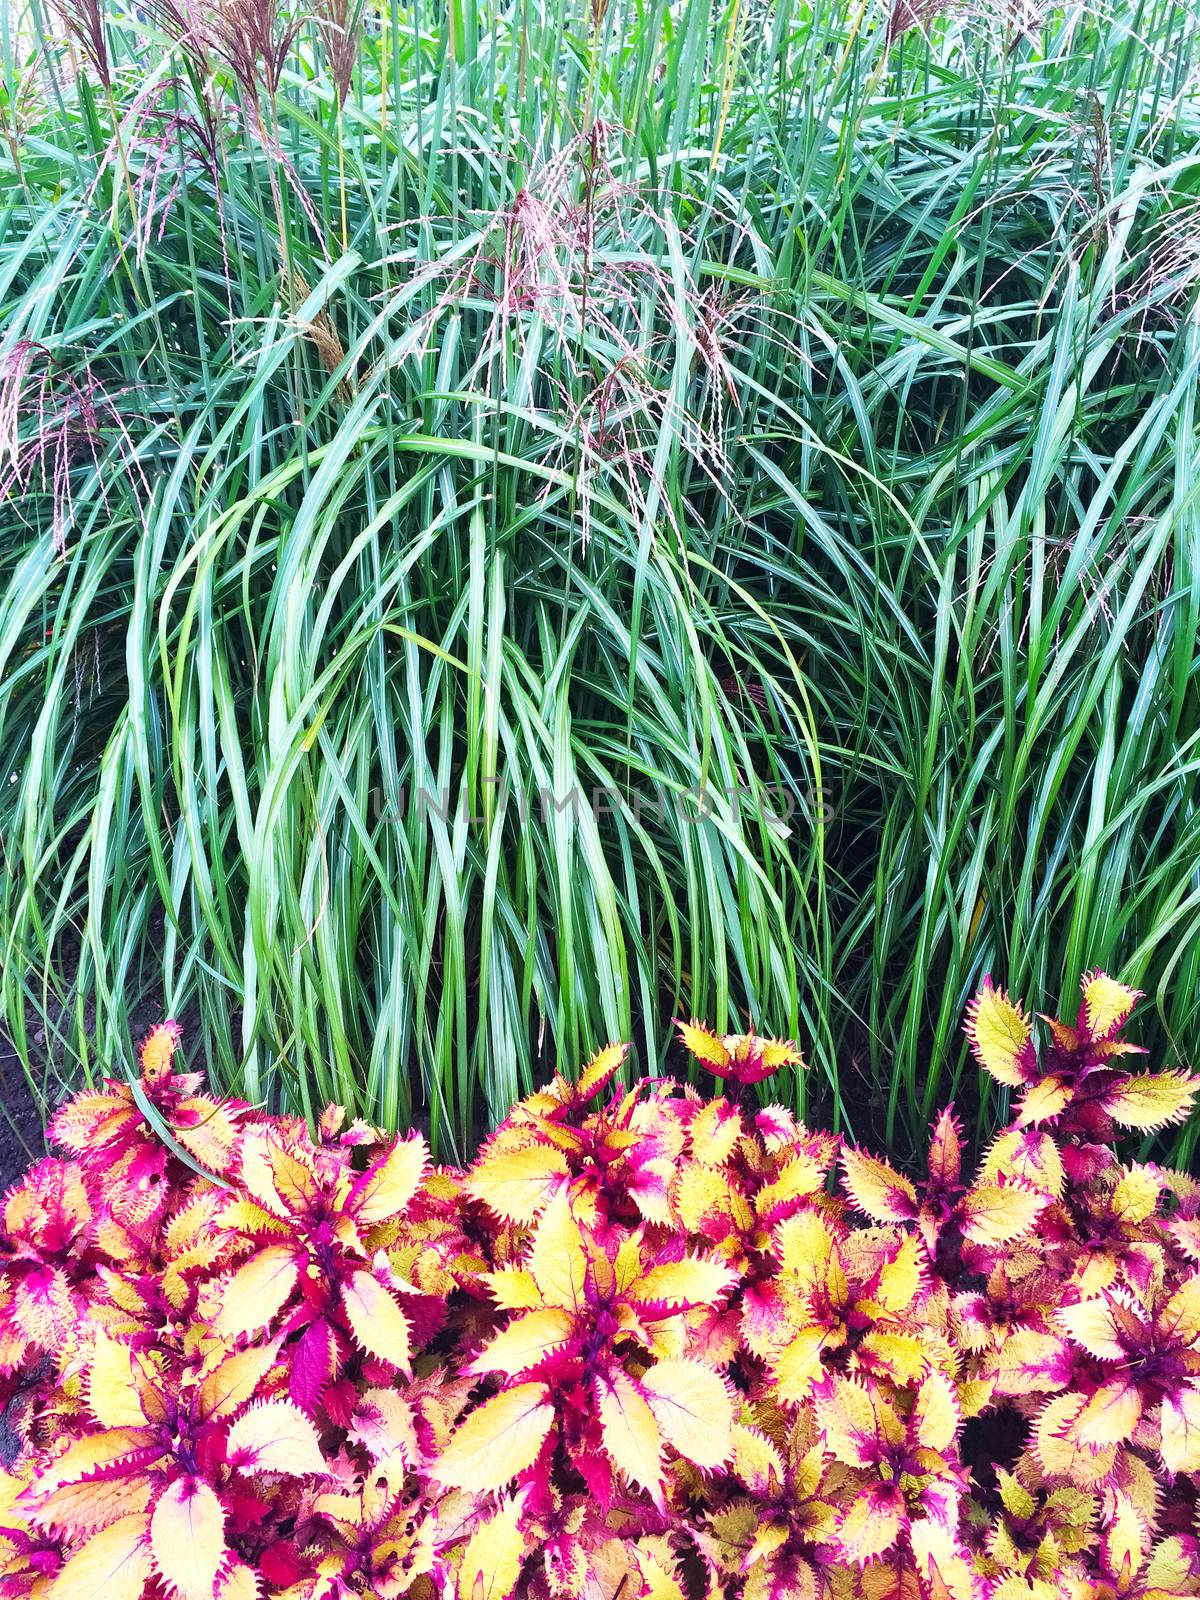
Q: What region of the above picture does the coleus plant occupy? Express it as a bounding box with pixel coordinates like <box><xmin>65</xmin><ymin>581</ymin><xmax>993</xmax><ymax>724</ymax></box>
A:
<box><xmin>1</xmin><ymin>973</ymin><xmax>1199</xmax><ymax>1600</ymax></box>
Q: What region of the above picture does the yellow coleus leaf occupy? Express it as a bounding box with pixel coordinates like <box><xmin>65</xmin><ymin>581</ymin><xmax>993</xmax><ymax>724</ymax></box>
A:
<box><xmin>149</xmin><ymin>1476</ymin><xmax>226</xmax><ymax>1600</ymax></box>
<box><xmin>10</xmin><ymin>1261</ymin><xmax>73</xmax><ymax>1347</ymax></box>
<box><xmin>910</xmin><ymin>1371</ymin><xmax>959</xmax><ymax>1453</ymax></box>
<box><xmin>1169</xmin><ymin>1216</ymin><xmax>1200</xmax><ymax>1261</ymax></box>
<box><xmin>0</xmin><ymin>1469</ymin><xmax>26</xmax><ymax>1535</ymax></box>
<box><xmin>990</xmin><ymin>1581</ymin><xmax>1057</xmax><ymax>1600</ymax></box>
<box><xmin>730</xmin><ymin>1422</ymin><xmax>785</xmax><ymax>1496</ymax></box>
<box><xmin>1016</xmin><ymin>1076</ymin><xmax>1073</xmax><ymax>1126</ymax></box>
<box><xmin>1100</xmin><ymin>1071</ymin><xmax>1199</xmax><ymax>1131</ymax></box>
<box><xmin>1035</xmin><ymin>1391</ymin><xmax>1117</xmax><ymax>1485</ymax></box>
<box><xmin>980</xmin><ymin>1128</ymin><xmax>1064</xmax><ymax>1199</ymax></box>
<box><xmin>1145</xmin><ymin>1537</ymin><xmax>1196</xmax><ymax>1593</ymax></box>
<box><xmin>926</xmin><ymin>1106</ymin><xmax>962</xmax><ymax>1189</ymax></box>
<box><xmin>958</xmin><ymin>1182</ymin><xmax>1045</xmax><ymax>1246</ymax></box>
<box><xmin>675</xmin><ymin>1020</ymin><xmax>731</xmax><ymax>1071</ymax></box>
<box><xmin>1069</xmin><ymin>1379</ymin><xmax>1143</xmax><ymax>1449</ymax></box>
<box><xmin>210</xmin><ymin>1245</ymin><xmax>299</xmax><ymax>1341</ymax></box>
<box><xmin>96</xmin><ymin>1264</ymin><xmax>156</xmax><ymax>1321</ymax></box>
<box><xmin>433</xmin><ymin>1384</ymin><xmax>556</xmax><ymax>1492</ymax></box>
<box><xmin>213</xmin><ymin>1199</ymin><xmax>287</xmax><ymax>1238</ymax></box>
<box><xmin>640</xmin><ymin>1359</ymin><xmax>733</xmax><ymax>1469</ymax></box>
<box><xmin>744</xmin><ymin>1518</ymin><xmax>791</xmax><ymax>1570</ymax></box>
<box><xmin>163</xmin><ymin>1248</ymin><xmax>224</xmax><ymax>1312</ymax></box>
<box><xmin>637</xmin><ymin>1542</ymin><xmax>687</xmax><ymax>1600</ymax></box>
<box><xmin>597</xmin><ymin>1370</ymin><xmax>664</xmax><ymax>1506</ymax></box>
<box><xmin>836</xmin><ymin>1490</ymin><xmax>903</xmax><ymax>1562</ymax></box>
<box><xmin>174</xmin><ymin>1099</ymin><xmax>239</xmax><ymax>1169</ymax></box>
<box><xmin>871</xmin><ymin>1233</ymin><xmax>923</xmax><ymax>1314</ymax></box>
<box><xmin>772</xmin><ymin>1326</ymin><xmax>834</xmax><ymax>1405</ymax></box>
<box><xmin>1081</xmin><ymin>970</ymin><xmax>1140</xmax><ymax>1039</ymax></box>
<box><xmin>48</xmin><ymin>1093</ymin><xmax>138</xmax><ymax>1159</ymax></box>
<box><xmin>31</xmin><ymin>1428</ymin><xmax>159</xmax><ymax>1509</ymax></box>
<box><xmin>774</xmin><ymin>1210</ymin><xmax>846</xmax><ymax>1300</ymax></box>
<box><xmin>226</xmin><ymin>1400</ymin><xmax>327</xmax><ymax>1476</ymax></box>
<box><xmin>1112</xmin><ymin>1166</ymin><xmax>1162</xmax><ymax>1224</ymax></box>
<box><xmin>676</xmin><ymin>1164</ymin><xmax>738</xmax><ymax>1234</ymax></box>
<box><xmin>47</xmin><ymin>1512</ymin><xmax>153</xmax><ymax>1600</ymax></box>
<box><xmin>1160</xmin><ymin>1383</ymin><xmax>1200</xmax><ymax>1472</ymax></box>
<box><xmin>164</xmin><ymin>1192</ymin><xmax>225</xmax><ymax>1252</ymax></box>
<box><xmin>140</xmin><ymin>1021</ymin><xmax>182</xmax><ymax>1084</ymax></box>
<box><xmin>219</xmin><ymin>1562</ymin><xmax>258</xmax><ymax>1600</ymax></box>
<box><xmin>702</xmin><ymin>1500</ymin><xmax>764</xmax><ymax>1573</ymax></box>
<box><xmin>857</xmin><ymin>1330</ymin><xmax>927</xmax><ymax>1387</ymax></box>
<box><xmin>759</xmin><ymin>1037</ymin><xmax>806</xmax><ymax>1071</ymax></box>
<box><xmin>485</xmin><ymin>1266</ymin><xmax>542</xmax><ymax>1311</ymax></box>
<box><xmin>87</xmin><ymin>1332</ymin><xmax>148</xmax><ymax>1428</ymax></box>
<box><xmin>1047</xmin><ymin>1484</ymin><xmax>1099</xmax><ymax>1547</ymax></box>
<box><xmin>816</xmin><ymin>1379</ymin><xmax>890</xmax><ymax>1468</ymax></box>
<box><xmin>465</xmin><ymin>1141</ymin><xmax>570</xmax><ymax>1224</ymax></box>
<box><xmin>240</xmin><ymin>1135</ymin><xmax>319</xmax><ymax>1218</ymax></box>
<box><xmin>991</xmin><ymin>1327</ymin><xmax>1071</xmax><ymax>1396</ymax></box>
<box><xmin>344</xmin><ymin>1134</ymin><xmax>427</xmax><ymax>1226</ymax></box>
<box><xmin>350</xmin><ymin>1386</ymin><xmax>418</xmax><ymax>1479</ymax></box>
<box><xmin>630</xmin><ymin>1255</ymin><xmax>737</xmax><ymax>1311</ymax></box>
<box><xmin>576</xmin><ymin>1042</ymin><xmax>629</xmax><ymax>1103</ymax></box>
<box><xmin>468</xmin><ymin>1308</ymin><xmax>576</xmax><ymax>1377</ymax></box>
<box><xmin>527</xmin><ymin>1188</ymin><xmax>588</xmax><ymax>1313</ymax></box>
<box><xmin>966</xmin><ymin>979</ymin><xmax>1033</xmax><ymax>1087</ymax></box>
<box><xmin>840</xmin><ymin>1148</ymin><xmax>917</xmax><ymax>1223</ymax></box>
<box><xmin>1159</xmin><ymin>1274</ymin><xmax>1200</xmax><ymax>1345</ymax></box>
<box><xmin>1056</xmin><ymin>1297</ymin><xmax>1128</xmax><ymax>1361</ymax></box>
<box><xmin>754</xmin><ymin>1152</ymin><xmax>824</xmax><ymax>1220</ymax></box>
<box><xmin>957</xmin><ymin>1377</ymin><xmax>994</xmax><ymax>1418</ymax></box>
<box><xmin>456</xmin><ymin>1499</ymin><xmax>527</xmax><ymax>1600</ymax></box>
<box><xmin>341</xmin><ymin>1271</ymin><xmax>412</xmax><ymax>1373</ymax></box>
<box><xmin>997</xmin><ymin>1469</ymin><xmax>1035</xmax><ymax>1520</ymax></box>
<box><xmin>909</xmin><ymin>1520</ymin><xmax>978</xmax><ymax>1600</ymax></box>
<box><xmin>33</xmin><ymin>1475</ymin><xmax>155</xmax><ymax>1540</ymax></box>
<box><xmin>687</xmin><ymin>1099</ymin><xmax>743</xmax><ymax>1166</ymax></box>
<box><xmin>588</xmin><ymin>1533</ymin><xmax>647</xmax><ymax>1599</ymax></box>
<box><xmin>197</xmin><ymin>1341</ymin><xmax>281</xmax><ymax>1421</ymax></box>
<box><xmin>1102</xmin><ymin>1490</ymin><xmax>1147</xmax><ymax>1586</ymax></box>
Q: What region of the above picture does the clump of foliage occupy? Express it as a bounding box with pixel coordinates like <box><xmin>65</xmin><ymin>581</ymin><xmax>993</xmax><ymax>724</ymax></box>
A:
<box><xmin>4</xmin><ymin>0</ymin><xmax>1200</xmax><ymax>1167</ymax></box>
<box><xmin>2</xmin><ymin>973</ymin><xmax>1200</xmax><ymax>1600</ymax></box>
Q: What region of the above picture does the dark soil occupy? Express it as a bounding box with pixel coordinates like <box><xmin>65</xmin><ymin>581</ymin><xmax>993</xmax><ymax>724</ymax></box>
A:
<box><xmin>0</xmin><ymin>1032</ymin><xmax>46</xmax><ymax>1193</ymax></box>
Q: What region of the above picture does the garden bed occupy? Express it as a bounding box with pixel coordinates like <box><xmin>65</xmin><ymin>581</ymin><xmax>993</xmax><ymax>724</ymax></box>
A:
<box><xmin>1</xmin><ymin>977</ymin><xmax>1197</xmax><ymax>1598</ymax></box>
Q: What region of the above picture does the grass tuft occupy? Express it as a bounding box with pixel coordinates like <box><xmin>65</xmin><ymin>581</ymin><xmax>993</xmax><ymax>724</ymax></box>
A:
<box><xmin>0</xmin><ymin>0</ymin><xmax>1198</xmax><ymax>1163</ymax></box>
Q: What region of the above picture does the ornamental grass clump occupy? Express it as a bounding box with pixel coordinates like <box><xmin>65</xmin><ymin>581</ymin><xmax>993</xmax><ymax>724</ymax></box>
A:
<box><xmin>9</xmin><ymin>0</ymin><xmax>1200</xmax><ymax>1169</ymax></box>
<box><xmin>2</xmin><ymin>971</ymin><xmax>1200</xmax><ymax>1599</ymax></box>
